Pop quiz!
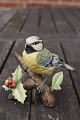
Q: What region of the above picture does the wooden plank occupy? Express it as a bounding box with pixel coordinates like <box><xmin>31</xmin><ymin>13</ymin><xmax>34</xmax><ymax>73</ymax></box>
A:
<box><xmin>70</xmin><ymin>7</ymin><xmax>80</xmax><ymax>22</ymax></box>
<box><xmin>0</xmin><ymin>39</ymin><xmax>14</xmax><ymax>73</ymax></box>
<box><xmin>31</xmin><ymin>42</ymin><xmax>80</xmax><ymax>120</ymax></box>
<box><xmin>0</xmin><ymin>40</ymin><xmax>30</xmax><ymax>120</ymax></box>
<box><xmin>61</xmin><ymin>8</ymin><xmax>80</xmax><ymax>34</ymax></box>
<box><xmin>51</xmin><ymin>8</ymin><xmax>75</xmax><ymax>34</ymax></box>
<box><xmin>39</xmin><ymin>7</ymin><xmax>57</xmax><ymax>34</ymax></box>
<box><xmin>1</xmin><ymin>32</ymin><xmax>80</xmax><ymax>43</ymax></box>
<box><xmin>62</xmin><ymin>43</ymin><xmax>80</xmax><ymax>105</ymax></box>
<box><xmin>0</xmin><ymin>10</ymin><xmax>17</xmax><ymax>32</ymax></box>
<box><xmin>21</xmin><ymin>8</ymin><xmax>39</xmax><ymax>33</ymax></box>
<box><xmin>1</xmin><ymin>31</ymin><xmax>80</xmax><ymax>43</ymax></box>
<box><xmin>2</xmin><ymin>9</ymin><xmax>29</xmax><ymax>33</ymax></box>
<box><xmin>0</xmin><ymin>10</ymin><xmax>5</xmax><ymax>17</ymax></box>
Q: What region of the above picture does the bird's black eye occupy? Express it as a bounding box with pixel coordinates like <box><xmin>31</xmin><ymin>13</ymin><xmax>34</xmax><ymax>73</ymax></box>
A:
<box><xmin>33</xmin><ymin>41</ymin><xmax>39</xmax><ymax>45</ymax></box>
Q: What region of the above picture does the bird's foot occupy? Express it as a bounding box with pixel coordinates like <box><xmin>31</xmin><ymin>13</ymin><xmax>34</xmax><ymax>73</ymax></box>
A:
<box><xmin>37</xmin><ymin>82</ymin><xmax>45</xmax><ymax>93</ymax></box>
<box><xmin>37</xmin><ymin>76</ymin><xmax>48</xmax><ymax>93</ymax></box>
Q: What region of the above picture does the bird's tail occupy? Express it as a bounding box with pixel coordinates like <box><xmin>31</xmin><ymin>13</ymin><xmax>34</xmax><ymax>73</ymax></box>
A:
<box><xmin>62</xmin><ymin>63</ymin><xmax>77</xmax><ymax>72</ymax></box>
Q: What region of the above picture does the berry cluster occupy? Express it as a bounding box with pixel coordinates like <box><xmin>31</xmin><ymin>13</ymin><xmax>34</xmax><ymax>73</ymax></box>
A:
<box><xmin>5</xmin><ymin>77</ymin><xmax>16</xmax><ymax>89</ymax></box>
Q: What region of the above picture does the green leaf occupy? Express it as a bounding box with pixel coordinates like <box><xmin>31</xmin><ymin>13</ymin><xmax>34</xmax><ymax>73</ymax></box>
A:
<box><xmin>51</xmin><ymin>71</ymin><xmax>63</xmax><ymax>91</ymax></box>
<box><xmin>12</xmin><ymin>82</ymin><xmax>27</xmax><ymax>104</ymax></box>
<box><xmin>2</xmin><ymin>84</ymin><xmax>10</xmax><ymax>91</ymax></box>
<box><xmin>2</xmin><ymin>65</ymin><xmax>27</xmax><ymax>104</ymax></box>
<box><xmin>12</xmin><ymin>65</ymin><xmax>23</xmax><ymax>83</ymax></box>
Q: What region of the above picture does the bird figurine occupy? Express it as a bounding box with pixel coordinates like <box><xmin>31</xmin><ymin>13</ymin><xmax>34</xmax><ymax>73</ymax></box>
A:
<box><xmin>23</xmin><ymin>36</ymin><xmax>76</xmax><ymax>93</ymax></box>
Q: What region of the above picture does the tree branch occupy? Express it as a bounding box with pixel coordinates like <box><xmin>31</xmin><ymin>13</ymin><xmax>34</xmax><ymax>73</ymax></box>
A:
<box><xmin>14</xmin><ymin>52</ymin><xmax>56</xmax><ymax>107</ymax></box>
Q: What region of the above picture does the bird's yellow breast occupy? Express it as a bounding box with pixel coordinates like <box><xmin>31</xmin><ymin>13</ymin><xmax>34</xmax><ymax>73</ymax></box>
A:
<box><xmin>23</xmin><ymin>50</ymin><xmax>55</xmax><ymax>75</ymax></box>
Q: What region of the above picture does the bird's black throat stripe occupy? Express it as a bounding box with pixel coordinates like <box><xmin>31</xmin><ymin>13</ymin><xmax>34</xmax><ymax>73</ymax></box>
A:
<box><xmin>25</xmin><ymin>45</ymin><xmax>37</xmax><ymax>54</ymax></box>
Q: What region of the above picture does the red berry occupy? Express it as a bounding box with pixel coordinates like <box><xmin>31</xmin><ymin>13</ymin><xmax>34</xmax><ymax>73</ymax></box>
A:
<box><xmin>5</xmin><ymin>82</ymin><xmax>9</xmax><ymax>87</ymax></box>
<box><xmin>8</xmin><ymin>77</ymin><xmax>13</xmax><ymax>85</ymax></box>
<box><xmin>9</xmin><ymin>82</ymin><xmax>16</xmax><ymax>89</ymax></box>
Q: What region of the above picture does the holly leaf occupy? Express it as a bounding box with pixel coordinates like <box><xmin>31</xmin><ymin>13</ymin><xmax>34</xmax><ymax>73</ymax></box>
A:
<box><xmin>12</xmin><ymin>82</ymin><xmax>27</xmax><ymax>104</ymax></box>
<box><xmin>2</xmin><ymin>84</ymin><xmax>10</xmax><ymax>91</ymax></box>
<box><xmin>2</xmin><ymin>66</ymin><xmax>27</xmax><ymax>104</ymax></box>
<box><xmin>12</xmin><ymin>65</ymin><xmax>23</xmax><ymax>83</ymax></box>
<box><xmin>51</xmin><ymin>71</ymin><xmax>63</xmax><ymax>91</ymax></box>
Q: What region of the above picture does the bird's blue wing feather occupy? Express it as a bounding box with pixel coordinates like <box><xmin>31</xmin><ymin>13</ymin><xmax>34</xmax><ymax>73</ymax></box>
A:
<box><xmin>37</xmin><ymin>55</ymin><xmax>63</xmax><ymax>67</ymax></box>
<box><xmin>41</xmin><ymin>56</ymin><xmax>52</xmax><ymax>67</ymax></box>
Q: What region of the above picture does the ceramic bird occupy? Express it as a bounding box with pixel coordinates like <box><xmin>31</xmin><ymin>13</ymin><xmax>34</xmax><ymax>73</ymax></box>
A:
<box><xmin>23</xmin><ymin>36</ymin><xmax>75</xmax><ymax>92</ymax></box>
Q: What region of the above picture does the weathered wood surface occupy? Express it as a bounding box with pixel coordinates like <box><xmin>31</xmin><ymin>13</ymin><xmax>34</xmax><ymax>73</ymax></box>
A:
<box><xmin>51</xmin><ymin>8</ymin><xmax>75</xmax><ymax>34</ymax></box>
<box><xmin>0</xmin><ymin>10</ymin><xmax>17</xmax><ymax>32</ymax></box>
<box><xmin>39</xmin><ymin>7</ymin><xmax>57</xmax><ymax>34</ymax></box>
<box><xmin>0</xmin><ymin>7</ymin><xmax>80</xmax><ymax>120</ymax></box>
<box><xmin>0</xmin><ymin>40</ymin><xmax>14</xmax><ymax>73</ymax></box>
<box><xmin>2</xmin><ymin>9</ymin><xmax>28</xmax><ymax>33</ymax></box>
<box><xmin>21</xmin><ymin>8</ymin><xmax>39</xmax><ymax>34</ymax></box>
<box><xmin>62</xmin><ymin>43</ymin><xmax>80</xmax><ymax>106</ymax></box>
<box><xmin>0</xmin><ymin>40</ymin><xmax>30</xmax><ymax>120</ymax></box>
<box><xmin>0</xmin><ymin>7</ymin><xmax>80</xmax><ymax>35</ymax></box>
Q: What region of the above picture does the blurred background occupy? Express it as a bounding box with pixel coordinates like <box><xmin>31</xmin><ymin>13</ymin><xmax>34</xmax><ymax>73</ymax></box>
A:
<box><xmin>0</xmin><ymin>0</ymin><xmax>80</xmax><ymax>8</ymax></box>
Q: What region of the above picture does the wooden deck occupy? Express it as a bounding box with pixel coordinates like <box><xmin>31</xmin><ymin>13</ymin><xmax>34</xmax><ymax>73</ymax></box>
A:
<box><xmin>0</xmin><ymin>7</ymin><xmax>80</xmax><ymax>120</ymax></box>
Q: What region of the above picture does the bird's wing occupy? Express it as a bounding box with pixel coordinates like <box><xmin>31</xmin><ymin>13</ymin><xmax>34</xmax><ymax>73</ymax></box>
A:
<box><xmin>36</xmin><ymin>48</ymin><xmax>52</xmax><ymax>67</ymax></box>
<box><xmin>36</xmin><ymin>48</ymin><xmax>63</xmax><ymax>67</ymax></box>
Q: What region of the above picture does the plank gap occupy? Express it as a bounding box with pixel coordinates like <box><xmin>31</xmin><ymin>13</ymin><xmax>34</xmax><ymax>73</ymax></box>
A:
<box><xmin>69</xmin><ymin>8</ymin><xmax>80</xmax><ymax>22</ymax></box>
<box><xmin>21</xmin><ymin>8</ymin><xmax>39</xmax><ymax>33</ymax></box>
<box><xmin>60</xmin><ymin>9</ymin><xmax>77</xmax><ymax>35</ymax></box>
<box><xmin>19</xmin><ymin>9</ymin><xmax>30</xmax><ymax>33</ymax></box>
<box><xmin>50</xmin><ymin>8</ymin><xmax>59</xmax><ymax>34</ymax></box>
<box><xmin>0</xmin><ymin>10</ymin><xmax>17</xmax><ymax>32</ymax></box>
<box><xmin>60</xmin><ymin>43</ymin><xmax>80</xmax><ymax>108</ymax></box>
<box><xmin>29</xmin><ymin>89</ymin><xmax>36</xmax><ymax>120</ymax></box>
<box><xmin>0</xmin><ymin>41</ymin><xmax>16</xmax><ymax>74</ymax></box>
<box><xmin>38</xmin><ymin>8</ymin><xmax>41</xmax><ymax>29</ymax></box>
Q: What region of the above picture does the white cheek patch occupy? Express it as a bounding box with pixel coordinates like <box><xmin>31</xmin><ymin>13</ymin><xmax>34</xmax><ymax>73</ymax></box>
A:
<box><xmin>32</xmin><ymin>43</ymin><xmax>43</xmax><ymax>51</ymax></box>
